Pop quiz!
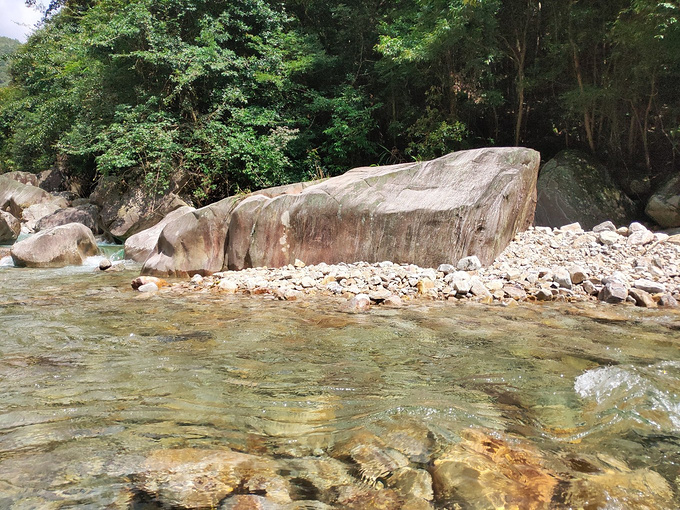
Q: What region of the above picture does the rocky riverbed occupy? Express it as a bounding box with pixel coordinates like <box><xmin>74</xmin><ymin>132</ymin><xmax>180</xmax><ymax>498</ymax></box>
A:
<box><xmin>134</xmin><ymin>220</ymin><xmax>680</xmax><ymax>311</ymax></box>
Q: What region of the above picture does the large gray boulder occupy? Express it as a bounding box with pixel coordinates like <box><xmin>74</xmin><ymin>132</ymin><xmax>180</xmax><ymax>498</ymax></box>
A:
<box><xmin>21</xmin><ymin>201</ymin><xmax>68</xmax><ymax>232</ymax></box>
<box><xmin>141</xmin><ymin>198</ymin><xmax>240</xmax><ymax>276</ymax></box>
<box><xmin>142</xmin><ymin>147</ymin><xmax>540</xmax><ymax>276</ymax></box>
<box><xmin>645</xmin><ymin>174</ymin><xmax>680</xmax><ymax>228</ymax></box>
<box><xmin>0</xmin><ymin>210</ymin><xmax>20</xmax><ymax>243</ymax></box>
<box><xmin>90</xmin><ymin>177</ymin><xmax>190</xmax><ymax>241</ymax></box>
<box><xmin>534</xmin><ymin>150</ymin><xmax>636</xmax><ymax>230</ymax></box>
<box><xmin>36</xmin><ymin>204</ymin><xmax>102</xmax><ymax>234</ymax></box>
<box><xmin>242</xmin><ymin>147</ymin><xmax>539</xmax><ymax>268</ymax></box>
<box><xmin>10</xmin><ymin>223</ymin><xmax>98</xmax><ymax>268</ymax></box>
<box><xmin>124</xmin><ymin>205</ymin><xmax>195</xmax><ymax>263</ymax></box>
<box><xmin>0</xmin><ymin>174</ymin><xmax>67</xmax><ymax>219</ymax></box>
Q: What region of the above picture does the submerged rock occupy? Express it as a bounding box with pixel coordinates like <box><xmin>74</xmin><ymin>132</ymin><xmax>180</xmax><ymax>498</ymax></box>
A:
<box><xmin>432</xmin><ymin>428</ymin><xmax>558</xmax><ymax>509</ymax></box>
<box><xmin>10</xmin><ymin>223</ymin><xmax>98</xmax><ymax>268</ymax></box>
<box><xmin>343</xmin><ymin>294</ymin><xmax>371</xmax><ymax>313</ymax></box>
<box><xmin>134</xmin><ymin>448</ymin><xmax>290</xmax><ymax>509</ymax></box>
<box><xmin>131</xmin><ymin>276</ymin><xmax>168</xmax><ymax>290</ymax></box>
<box><xmin>559</xmin><ymin>456</ymin><xmax>674</xmax><ymax>510</ymax></box>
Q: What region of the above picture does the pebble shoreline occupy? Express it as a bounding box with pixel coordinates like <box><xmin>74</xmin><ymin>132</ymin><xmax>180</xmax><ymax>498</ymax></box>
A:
<box><xmin>136</xmin><ymin>220</ymin><xmax>680</xmax><ymax>310</ymax></box>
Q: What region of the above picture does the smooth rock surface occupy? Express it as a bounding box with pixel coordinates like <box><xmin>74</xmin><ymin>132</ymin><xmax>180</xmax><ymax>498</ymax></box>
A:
<box><xmin>0</xmin><ymin>174</ymin><xmax>65</xmax><ymax>219</ymax></box>
<box><xmin>21</xmin><ymin>201</ymin><xmax>68</xmax><ymax>232</ymax></box>
<box><xmin>137</xmin><ymin>282</ymin><xmax>158</xmax><ymax>293</ymax></box>
<box><xmin>10</xmin><ymin>223</ymin><xmax>98</xmax><ymax>268</ymax></box>
<box><xmin>142</xmin><ymin>197</ymin><xmax>241</xmax><ymax>277</ymax></box>
<box><xmin>244</xmin><ymin>148</ymin><xmax>539</xmax><ymax>269</ymax></box>
<box><xmin>124</xmin><ymin>205</ymin><xmax>195</xmax><ymax>263</ymax></box>
<box><xmin>144</xmin><ymin>148</ymin><xmax>540</xmax><ymax>276</ymax></box>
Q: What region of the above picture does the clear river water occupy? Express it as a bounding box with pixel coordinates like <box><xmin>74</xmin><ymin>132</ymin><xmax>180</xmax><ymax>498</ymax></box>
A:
<box><xmin>0</xmin><ymin>252</ymin><xmax>678</xmax><ymax>508</ymax></box>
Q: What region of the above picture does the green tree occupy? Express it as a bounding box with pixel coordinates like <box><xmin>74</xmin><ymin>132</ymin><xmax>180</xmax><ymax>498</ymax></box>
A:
<box><xmin>376</xmin><ymin>0</ymin><xmax>501</xmax><ymax>159</ymax></box>
<box><xmin>0</xmin><ymin>37</ymin><xmax>21</xmax><ymax>87</ymax></box>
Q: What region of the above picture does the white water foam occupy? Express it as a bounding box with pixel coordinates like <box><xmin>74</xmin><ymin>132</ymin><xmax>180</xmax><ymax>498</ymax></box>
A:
<box><xmin>575</xmin><ymin>362</ymin><xmax>680</xmax><ymax>431</ymax></box>
<box><xmin>0</xmin><ymin>255</ymin><xmax>13</xmax><ymax>267</ymax></box>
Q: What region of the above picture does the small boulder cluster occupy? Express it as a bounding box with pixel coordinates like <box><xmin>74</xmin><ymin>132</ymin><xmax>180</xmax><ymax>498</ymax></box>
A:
<box><xmin>135</xmin><ymin>220</ymin><xmax>680</xmax><ymax>311</ymax></box>
<box><xmin>482</xmin><ymin>221</ymin><xmax>680</xmax><ymax>308</ymax></box>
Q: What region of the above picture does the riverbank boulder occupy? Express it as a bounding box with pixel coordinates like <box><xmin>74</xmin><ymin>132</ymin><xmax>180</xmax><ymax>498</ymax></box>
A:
<box><xmin>141</xmin><ymin>197</ymin><xmax>240</xmax><ymax>276</ymax></box>
<box><xmin>141</xmin><ymin>148</ymin><xmax>540</xmax><ymax>276</ymax></box>
<box><xmin>134</xmin><ymin>448</ymin><xmax>290</xmax><ymax>508</ymax></box>
<box><xmin>90</xmin><ymin>176</ymin><xmax>190</xmax><ymax>240</ymax></box>
<box><xmin>21</xmin><ymin>201</ymin><xmax>68</xmax><ymax>232</ymax></box>
<box><xmin>0</xmin><ymin>174</ymin><xmax>67</xmax><ymax>220</ymax></box>
<box><xmin>645</xmin><ymin>173</ymin><xmax>680</xmax><ymax>228</ymax></box>
<box><xmin>242</xmin><ymin>147</ymin><xmax>540</xmax><ymax>268</ymax></box>
<box><xmin>124</xmin><ymin>205</ymin><xmax>195</xmax><ymax>262</ymax></box>
<box><xmin>10</xmin><ymin>223</ymin><xmax>98</xmax><ymax>268</ymax></box>
<box><xmin>534</xmin><ymin>150</ymin><xmax>636</xmax><ymax>230</ymax></box>
<box><xmin>35</xmin><ymin>204</ymin><xmax>102</xmax><ymax>234</ymax></box>
<box><xmin>0</xmin><ymin>211</ymin><xmax>20</xmax><ymax>243</ymax></box>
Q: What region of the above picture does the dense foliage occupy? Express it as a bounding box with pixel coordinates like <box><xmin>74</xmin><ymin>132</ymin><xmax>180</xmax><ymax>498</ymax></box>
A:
<box><xmin>0</xmin><ymin>0</ymin><xmax>678</xmax><ymax>203</ymax></box>
<box><xmin>0</xmin><ymin>37</ymin><xmax>21</xmax><ymax>87</ymax></box>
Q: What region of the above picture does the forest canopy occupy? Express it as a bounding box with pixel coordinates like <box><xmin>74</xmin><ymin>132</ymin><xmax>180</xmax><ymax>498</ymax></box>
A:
<box><xmin>1</xmin><ymin>0</ymin><xmax>679</xmax><ymax>204</ymax></box>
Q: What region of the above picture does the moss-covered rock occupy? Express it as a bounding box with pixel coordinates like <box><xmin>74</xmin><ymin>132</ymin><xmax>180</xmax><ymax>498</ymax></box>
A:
<box><xmin>535</xmin><ymin>150</ymin><xmax>636</xmax><ymax>229</ymax></box>
<box><xmin>645</xmin><ymin>173</ymin><xmax>680</xmax><ymax>228</ymax></box>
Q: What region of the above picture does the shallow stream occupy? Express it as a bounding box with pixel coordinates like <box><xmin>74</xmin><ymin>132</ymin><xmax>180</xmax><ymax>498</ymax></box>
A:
<box><xmin>0</xmin><ymin>257</ymin><xmax>678</xmax><ymax>508</ymax></box>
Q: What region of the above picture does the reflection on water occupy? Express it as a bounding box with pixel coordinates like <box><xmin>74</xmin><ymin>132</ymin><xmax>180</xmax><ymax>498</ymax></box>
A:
<box><xmin>0</xmin><ymin>265</ymin><xmax>678</xmax><ymax>508</ymax></box>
